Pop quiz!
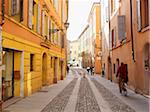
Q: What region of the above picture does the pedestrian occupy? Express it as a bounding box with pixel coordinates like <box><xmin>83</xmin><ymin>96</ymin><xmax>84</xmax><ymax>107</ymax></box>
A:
<box><xmin>102</xmin><ymin>68</ymin><xmax>105</xmax><ymax>77</ymax></box>
<box><xmin>116</xmin><ymin>62</ymin><xmax>127</xmax><ymax>95</ymax></box>
<box><xmin>86</xmin><ymin>67</ymin><xmax>90</xmax><ymax>74</ymax></box>
<box><xmin>90</xmin><ymin>66</ymin><xmax>93</xmax><ymax>75</ymax></box>
<box><xmin>67</xmin><ymin>65</ymin><xmax>69</xmax><ymax>73</ymax></box>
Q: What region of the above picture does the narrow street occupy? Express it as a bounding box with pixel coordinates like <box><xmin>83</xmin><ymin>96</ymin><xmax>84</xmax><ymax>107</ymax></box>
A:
<box><xmin>4</xmin><ymin>68</ymin><xmax>149</xmax><ymax>112</ymax></box>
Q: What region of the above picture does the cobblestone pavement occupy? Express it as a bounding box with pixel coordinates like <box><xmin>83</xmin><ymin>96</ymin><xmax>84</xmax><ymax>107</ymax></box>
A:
<box><xmin>41</xmin><ymin>78</ymin><xmax>78</xmax><ymax>112</ymax></box>
<box><xmin>91</xmin><ymin>78</ymin><xmax>136</xmax><ymax>112</ymax></box>
<box><xmin>75</xmin><ymin>77</ymin><xmax>101</xmax><ymax>112</ymax></box>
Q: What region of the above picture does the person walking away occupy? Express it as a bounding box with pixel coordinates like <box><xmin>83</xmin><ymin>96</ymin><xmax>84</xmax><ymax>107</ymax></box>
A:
<box><xmin>90</xmin><ymin>67</ymin><xmax>93</xmax><ymax>75</ymax></box>
<box><xmin>102</xmin><ymin>67</ymin><xmax>105</xmax><ymax>77</ymax></box>
<box><xmin>67</xmin><ymin>65</ymin><xmax>69</xmax><ymax>73</ymax></box>
<box><xmin>86</xmin><ymin>67</ymin><xmax>90</xmax><ymax>74</ymax></box>
<box><xmin>116</xmin><ymin>63</ymin><xmax>127</xmax><ymax>95</ymax></box>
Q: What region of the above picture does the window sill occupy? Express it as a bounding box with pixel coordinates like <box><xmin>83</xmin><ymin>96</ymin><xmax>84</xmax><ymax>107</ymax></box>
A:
<box><xmin>141</xmin><ymin>26</ymin><xmax>150</xmax><ymax>33</ymax></box>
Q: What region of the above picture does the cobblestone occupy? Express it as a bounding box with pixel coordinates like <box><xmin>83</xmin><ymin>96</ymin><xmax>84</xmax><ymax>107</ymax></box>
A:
<box><xmin>41</xmin><ymin>78</ymin><xmax>78</xmax><ymax>112</ymax></box>
<box><xmin>91</xmin><ymin>78</ymin><xmax>136</xmax><ymax>112</ymax></box>
<box><xmin>75</xmin><ymin>77</ymin><xmax>101</xmax><ymax>112</ymax></box>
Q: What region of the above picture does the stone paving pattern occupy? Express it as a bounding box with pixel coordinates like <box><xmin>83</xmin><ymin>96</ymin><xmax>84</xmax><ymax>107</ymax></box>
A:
<box><xmin>41</xmin><ymin>78</ymin><xmax>78</xmax><ymax>112</ymax></box>
<box><xmin>91</xmin><ymin>78</ymin><xmax>136</xmax><ymax>112</ymax></box>
<box><xmin>75</xmin><ymin>77</ymin><xmax>101</xmax><ymax>112</ymax></box>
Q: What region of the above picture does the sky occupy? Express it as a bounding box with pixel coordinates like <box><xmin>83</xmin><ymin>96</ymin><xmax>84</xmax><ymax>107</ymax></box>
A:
<box><xmin>67</xmin><ymin>0</ymin><xmax>100</xmax><ymax>41</ymax></box>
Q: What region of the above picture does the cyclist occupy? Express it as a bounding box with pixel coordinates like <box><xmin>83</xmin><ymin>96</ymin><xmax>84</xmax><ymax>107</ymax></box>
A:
<box><xmin>116</xmin><ymin>62</ymin><xmax>127</xmax><ymax>95</ymax></box>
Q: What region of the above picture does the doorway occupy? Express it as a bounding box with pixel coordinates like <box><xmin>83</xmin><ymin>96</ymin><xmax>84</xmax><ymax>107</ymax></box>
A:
<box><xmin>2</xmin><ymin>49</ymin><xmax>22</xmax><ymax>101</ymax></box>
<box><xmin>108</xmin><ymin>56</ymin><xmax>112</xmax><ymax>81</ymax></box>
<box><xmin>143</xmin><ymin>43</ymin><xmax>150</xmax><ymax>94</ymax></box>
<box><xmin>42</xmin><ymin>53</ymin><xmax>47</xmax><ymax>86</ymax></box>
<box><xmin>53</xmin><ymin>57</ymin><xmax>58</xmax><ymax>83</ymax></box>
<box><xmin>61</xmin><ymin>60</ymin><xmax>64</xmax><ymax>80</ymax></box>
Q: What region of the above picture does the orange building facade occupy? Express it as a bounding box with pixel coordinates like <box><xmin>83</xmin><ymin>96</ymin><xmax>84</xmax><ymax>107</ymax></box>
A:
<box><xmin>78</xmin><ymin>2</ymin><xmax>102</xmax><ymax>74</ymax></box>
<box><xmin>101</xmin><ymin>0</ymin><xmax>149</xmax><ymax>95</ymax></box>
<box><xmin>0</xmin><ymin>0</ymin><xmax>69</xmax><ymax>101</ymax></box>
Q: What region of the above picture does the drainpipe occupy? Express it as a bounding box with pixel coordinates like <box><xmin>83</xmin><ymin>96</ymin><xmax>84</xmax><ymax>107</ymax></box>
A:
<box><xmin>108</xmin><ymin>0</ymin><xmax>112</xmax><ymax>81</ymax></box>
<box><xmin>0</xmin><ymin>0</ymin><xmax>5</xmax><ymax>110</ymax></box>
<box><xmin>130</xmin><ymin>0</ymin><xmax>136</xmax><ymax>62</ymax></box>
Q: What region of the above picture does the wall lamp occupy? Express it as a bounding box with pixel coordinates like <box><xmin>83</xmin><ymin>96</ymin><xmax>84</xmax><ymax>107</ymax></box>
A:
<box><xmin>49</xmin><ymin>22</ymin><xmax>69</xmax><ymax>33</ymax></box>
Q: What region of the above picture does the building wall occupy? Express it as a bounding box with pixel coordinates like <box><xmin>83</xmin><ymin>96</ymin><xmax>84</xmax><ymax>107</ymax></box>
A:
<box><xmin>0</xmin><ymin>0</ymin><xmax>68</xmax><ymax>98</ymax></box>
<box><xmin>94</xmin><ymin>4</ymin><xmax>101</xmax><ymax>74</ymax></box>
<box><xmin>69</xmin><ymin>40</ymin><xmax>79</xmax><ymax>65</ymax></box>
<box><xmin>101</xmin><ymin>0</ymin><xmax>150</xmax><ymax>95</ymax></box>
<box><xmin>101</xmin><ymin>0</ymin><xmax>110</xmax><ymax>79</ymax></box>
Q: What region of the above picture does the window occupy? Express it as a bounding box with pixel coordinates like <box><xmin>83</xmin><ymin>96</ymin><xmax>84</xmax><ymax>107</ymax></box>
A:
<box><xmin>28</xmin><ymin>0</ymin><xmax>33</xmax><ymax>29</ymax></box>
<box><xmin>20</xmin><ymin>0</ymin><xmax>24</xmax><ymax>22</ymax></box>
<box><xmin>30</xmin><ymin>54</ymin><xmax>34</xmax><ymax>71</ymax></box>
<box><xmin>11</xmin><ymin>0</ymin><xmax>18</xmax><ymax>15</ymax></box>
<box><xmin>111</xmin><ymin>0</ymin><xmax>115</xmax><ymax>14</ymax></box>
<box><xmin>141</xmin><ymin>0</ymin><xmax>149</xmax><ymax>28</ymax></box>
<box><xmin>49</xmin><ymin>20</ymin><xmax>52</xmax><ymax>41</ymax></box>
<box><xmin>118</xmin><ymin>15</ymin><xmax>126</xmax><ymax>41</ymax></box>
<box><xmin>33</xmin><ymin>1</ymin><xmax>37</xmax><ymax>31</ymax></box>
<box><xmin>137</xmin><ymin>0</ymin><xmax>149</xmax><ymax>31</ymax></box>
<box><xmin>51</xmin><ymin>57</ymin><xmax>53</xmax><ymax>68</ymax></box>
<box><xmin>10</xmin><ymin>0</ymin><xmax>24</xmax><ymax>22</ymax></box>
<box><xmin>111</xmin><ymin>29</ymin><xmax>115</xmax><ymax>48</ymax></box>
<box><xmin>61</xmin><ymin>35</ymin><xmax>64</xmax><ymax>48</ymax></box>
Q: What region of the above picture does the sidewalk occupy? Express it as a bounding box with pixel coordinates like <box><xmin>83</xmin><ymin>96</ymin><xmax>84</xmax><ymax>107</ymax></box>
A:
<box><xmin>3</xmin><ymin>71</ymin><xmax>76</xmax><ymax>112</ymax></box>
<box><xmin>93</xmin><ymin>75</ymin><xmax>149</xmax><ymax>112</ymax></box>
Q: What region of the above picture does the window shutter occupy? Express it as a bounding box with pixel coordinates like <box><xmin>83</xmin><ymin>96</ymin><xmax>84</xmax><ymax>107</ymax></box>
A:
<box><xmin>49</xmin><ymin>20</ymin><xmax>51</xmax><ymax>41</ymax></box>
<box><xmin>47</xmin><ymin>17</ymin><xmax>50</xmax><ymax>39</ymax></box>
<box><xmin>113</xmin><ymin>28</ymin><xmax>116</xmax><ymax>47</ymax></box>
<box><xmin>136</xmin><ymin>0</ymin><xmax>141</xmax><ymax>31</ymax></box>
<box><xmin>109</xmin><ymin>31</ymin><xmax>112</xmax><ymax>49</ymax></box>
<box><xmin>11</xmin><ymin>0</ymin><xmax>17</xmax><ymax>15</ymax></box>
<box><xmin>37</xmin><ymin>4</ymin><xmax>41</xmax><ymax>34</ymax></box>
<box><xmin>54</xmin><ymin>25</ymin><xmax>56</xmax><ymax>44</ymax></box>
<box><xmin>58</xmin><ymin>32</ymin><xmax>60</xmax><ymax>46</ymax></box>
<box><xmin>16</xmin><ymin>0</ymin><xmax>20</xmax><ymax>14</ymax></box>
<box><xmin>28</xmin><ymin>0</ymin><xmax>33</xmax><ymax>29</ymax></box>
<box><xmin>20</xmin><ymin>0</ymin><xmax>24</xmax><ymax>21</ymax></box>
<box><xmin>42</xmin><ymin>11</ymin><xmax>45</xmax><ymax>36</ymax></box>
<box><xmin>118</xmin><ymin>15</ymin><xmax>126</xmax><ymax>41</ymax></box>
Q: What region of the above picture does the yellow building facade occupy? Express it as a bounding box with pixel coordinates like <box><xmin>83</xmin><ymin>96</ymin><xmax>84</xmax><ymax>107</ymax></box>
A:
<box><xmin>0</xmin><ymin>0</ymin><xmax>68</xmax><ymax>101</ymax></box>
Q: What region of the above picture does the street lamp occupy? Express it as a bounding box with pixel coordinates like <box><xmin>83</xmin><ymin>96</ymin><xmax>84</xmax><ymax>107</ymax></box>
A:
<box><xmin>49</xmin><ymin>22</ymin><xmax>69</xmax><ymax>33</ymax></box>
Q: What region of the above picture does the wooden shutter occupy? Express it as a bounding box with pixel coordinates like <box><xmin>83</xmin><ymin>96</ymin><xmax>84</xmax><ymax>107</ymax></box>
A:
<box><xmin>118</xmin><ymin>15</ymin><xmax>126</xmax><ymax>41</ymax></box>
<box><xmin>58</xmin><ymin>32</ymin><xmax>60</xmax><ymax>46</ymax></box>
<box><xmin>136</xmin><ymin>0</ymin><xmax>142</xmax><ymax>31</ymax></box>
<box><xmin>42</xmin><ymin>11</ymin><xmax>45</xmax><ymax>36</ymax></box>
<box><xmin>49</xmin><ymin>20</ymin><xmax>51</xmax><ymax>41</ymax></box>
<box><xmin>20</xmin><ymin>0</ymin><xmax>24</xmax><ymax>21</ymax></box>
<box><xmin>28</xmin><ymin>0</ymin><xmax>33</xmax><ymax>29</ymax></box>
<box><xmin>37</xmin><ymin>4</ymin><xmax>41</xmax><ymax>34</ymax></box>
<box><xmin>11</xmin><ymin>0</ymin><xmax>19</xmax><ymax>15</ymax></box>
<box><xmin>54</xmin><ymin>25</ymin><xmax>56</xmax><ymax>44</ymax></box>
<box><xmin>47</xmin><ymin>17</ymin><xmax>50</xmax><ymax>39</ymax></box>
<box><xmin>109</xmin><ymin>31</ymin><xmax>112</xmax><ymax>49</ymax></box>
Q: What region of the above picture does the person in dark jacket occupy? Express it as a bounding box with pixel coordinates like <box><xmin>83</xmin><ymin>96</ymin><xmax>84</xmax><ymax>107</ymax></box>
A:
<box><xmin>116</xmin><ymin>63</ymin><xmax>127</xmax><ymax>94</ymax></box>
